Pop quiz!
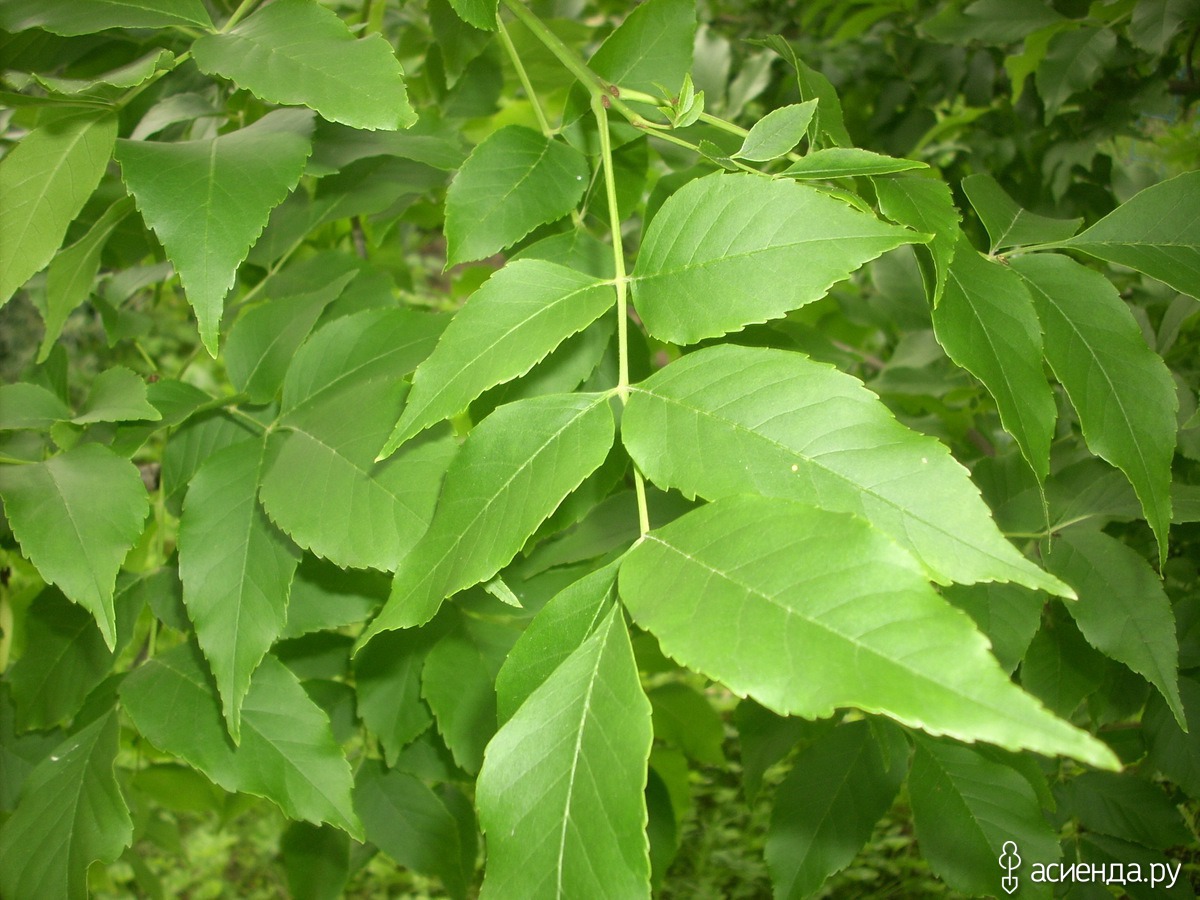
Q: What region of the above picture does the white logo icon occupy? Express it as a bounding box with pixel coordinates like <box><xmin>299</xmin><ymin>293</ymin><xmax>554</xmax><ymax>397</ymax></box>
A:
<box><xmin>999</xmin><ymin>840</ymin><xmax>1021</xmax><ymax>895</ymax></box>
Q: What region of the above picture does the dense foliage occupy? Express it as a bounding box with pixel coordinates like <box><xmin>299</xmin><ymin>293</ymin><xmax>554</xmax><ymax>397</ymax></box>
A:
<box><xmin>1</xmin><ymin>0</ymin><xmax>1199</xmax><ymax>896</ymax></box>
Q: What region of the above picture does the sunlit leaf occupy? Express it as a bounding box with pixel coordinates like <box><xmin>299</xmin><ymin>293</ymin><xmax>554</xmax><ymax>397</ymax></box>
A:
<box><xmin>619</xmin><ymin>495</ymin><xmax>1115</xmax><ymax>767</ymax></box>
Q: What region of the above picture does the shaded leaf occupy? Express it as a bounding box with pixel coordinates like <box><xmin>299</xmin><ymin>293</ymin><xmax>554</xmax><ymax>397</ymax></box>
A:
<box><xmin>1059</xmin><ymin>170</ymin><xmax>1200</xmax><ymax>300</ymax></box>
<box><xmin>943</xmin><ymin>582</ymin><xmax>1044</xmax><ymax>674</ymax></box>
<box><xmin>115</xmin><ymin>109</ymin><xmax>315</xmax><ymax>354</ymax></box>
<box><xmin>1145</xmin><ymin>677</ymin><xmax>1200</xmax><ymax>800</ymax></box>
<box><xmin>933</xmin><ymin>236</ymin><xmax>1055</xmax><ymax>481</ymax></box>
<box><xmin>0</xmin><ymin>444</ymin><xmax>148</xmax><ymax>648</ymax></box>
<box><xmin>1036</xmin><ymin>26</ymin><xmax>1117</xmax><ymax>121</ymax></box>
<box><xmin>445</xmin><ymin>126</ymin><xmax>588</xmax><ymax>266</ymax></box>
<box><xmin>280</xmin><ymin>822</ymin><xmax>350</xmax><ymax>900</ymax></box>
<box><xmin>648</xmin><ymin>683</ymin><xmax>725</xmax><ymax>765</ymax></box>
<box><xmin>630</xmin><ymin>173</ymin><xmax>918</xmax><ymax>344</ymax></box>
<box><xmin>382</xmin><ymin>260</ymin><xmax>614</xmax><ymax>453</ymax></box>
<box><xmin>179</xmin><ymin>437</ymin><xmax>301</xmax><ymax>741</ymax></box>
<box><xmin>1059</xmin><ymin>771</ymin><xmax>1191</xmax><ymax>850</ymax></box>
<box><xmin>354</xmin><ymin>628</ymin><xmax>439</xmax><ymax>766</ymax></box>
<box><xmin>477</xmin><ymin>606</ymin><xmax>653</xmax><ymax>898</ymax></box>
<box><xmin>1013</xmin><ymin>254</ymin><xmax>1177</xmax><ymax>564</ymax></box>
<box><xmin>260</xmin><ymin>309</ymin><xmax>452</xmax><ymax>572</ymax></box>
<box><xmin>39</xmin><ymin>197</ymin><xmax>134</xmax><ymax>362</ymax></box>
<box><xmin>422</xmin><ymin>631</ymin><xmax>497</xmax><ymax>775</ymax></box>
<box><xmin>0</xmin><ymin>712</ymin><xmax>132</xmax><ymax>900</ymax></box>
<box><xmin>121</xmin><ymin>644</ymin><xmax>362</xmax><ymax>838</ymax></box>
<box><xmin>961</xmin><ymin>173</ymin><xmax>1081</xmax><ymax>252</ymax></box>
<box><xmin>358</xmin><ymin>392</ymin><xmax>616</xmax><ymax>646</ymax></box>
<box><xmin>193</xmin><ymin>0</ymin><xmax>415</xmax><ymax>131</ymax></box>
<box><xmin>447</xmin><ymin>0</ymin><xmax>497</xmax><ymax>31</ymax></box>
<box><xmin>619</xmin><ymin>495</ymin><xmax>1115</xmax><ymax>767</ymax></box>
<box><xmin>0</xmin><ymin>110</ymin><xmax>117</xmax><ymax>307</ymax></box>
<box><xmin>766</xmin><ymin>720</ymin><xmax>907</xmax><ymax>898</ymax></box>
<box><xmin>910</xmin><ymin>737</ymin><xmax>1058</xmax><ymax>898</ymax></box>
<box><xmin>0</xmin><ymin>0</ymin><xmax>211</xmax><ymax>34</ymax></box>
<box><xmin>622</xmin><ymin>345</ymin><xmax>1071</xmax><ymax>593</ymax></box>
<box><xmin>355</xmin><ymin>761</ymin><xmax>473</xmax><ymax>899</ymax></box>
<box><xmin>587</xmin><ymin>0</ymin><xmax>695</xmax><ymax>98</ymax></box>
<box><xmin>224</xmin><ymin>271</ymin><xmax>357</xmax><ymax>404</ymax></box>
<box><xmin>0</xmin><ymin>382</ymin><xmax>71</xmax><ymax>430</ymax></box>
<box><xmin>1046</xmin><ymin>528</ymin><xmax>1184</xmax><ymax>729</ymax></box>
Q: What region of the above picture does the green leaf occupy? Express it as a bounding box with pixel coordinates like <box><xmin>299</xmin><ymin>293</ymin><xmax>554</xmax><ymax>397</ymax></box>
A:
<box><xmin>0</xmin><ymin>711</ymin><xmax>132</xmax><ymax>900</ymax></box>
<box><xmin>0</xmin><ymin>109</ymin><xmax>117</xmax><ymax>307</ymax></box>
<box><xmin>0</xmin><ymin>0</ymin><xmax>211</xmax><ymax>34</ymax></box>
<box><xmin>358</xmin><ymin>392</ymin><xmax>616</xmax><ymax>646</ymax></box>
<box><xmin>909</xmin><ymin>737</ymin><xmax>1059</xmax><ymax>898</ymax></box>
<box><xmin>7</xmin><ymin>586</ymin><xmax>138</xmax><ymax>730</ymax></box>
<box><xmin>39</xmin><ymin>196</ymin><xmax>134</xmax><ymax>362</ymax></box>
<box><xmin>477</xmin><ymin>605</ymin><xmax>653</xmax><ymax>898</ymax></box>
<box><xmin>355</xmin><ymin>761</ymin><xmax>473</xmax><ymax>898</ymax></box>
<box><xmin>766</xmin><ymin>720</ymin><xmax>907</xmax><ymax>898</ymax></box>
<box><xmin>760</xmin><ymin>36</ymin><xmax>851</xmax><ymax>146</ymax></box>
<box><xmin>649</xmin><ymin>683</ymin><xmax>725</xmax><ymax>765</ymax></box>
<box><xmin>280</xmin><ymin>822</ymin><xmax>350</xmax><ymax>900</ymax></box>
<box><xmin>179</xmin><ymin>436</ymin><xmax>301</xmax><ymax>742</ymax></box>
<box><xmin>1059</xmin><ymin>171</ymin><xmax>1200</xmax><ymax>300</ymax></box>
<box><xmin>447</xmin><ymin>0</ymin><xmax>497</xmax><ymax>31</ymax></box>
<box><xmin>1145</xmin><ymin>677</ymin><xmax>1200</xmax><ymax>800</ymax></box>
<box><xmin>1130</xmin><ymin>0</ymin><xmax>1197</xmax><ymax>53</ymax></box>
<box><xmin>782</xmin><ymin>146</ymin><xmax>926</xmax><ymax>178</ymax></box>
<box><xmin>121</xmin><ymin>643</ymin><xmax>362</xmax><ymax>838</ymax></box>
<box><xmin>922</xmin><ymin>0</ymin><xmax>1066</xmax><ymax>45</ymax></box>
<box><xmin>1036</xmin><ymin>26</ymin><xmax>1117</xmax><ymax>121</ymax></box>
<box><xmin>444</xmin><ymin>126</ymin><xmax>588</xmax><ymax>266</ymax></box>
<box><xmin>622</xmin><ymin>345</ymin><xmax>1071</xmax><ymax>594</ymax></box>
<box><xmin>260</xmin><ymin>309</ymin><xmax>453</xmax><ymax>572</ymax></box>
<box><xmin>422</xmin><ymin>631</ymin><xmax>498</xmax><ymax>775</ymax></box>
<box><xmin>1013</xmin><ymin>254</ymin><xmax>1177</xmax><ymax>565</ymax></box>
<box><xmin>874</xmin><ymin>174</ymin><xmax>960</xmax><ymax>305</ymax></box>
<box><xmin>1045</xmin><ymin>529</ymin><xmax>1184</xmax><ymax>729</ymax></box>
<box><xmin>1059</xmin><ymin>771</ymin><xmax>1191</xmax><ymax>850</ymax></box>
<box><xmin>630</xmin><ymin>173</ymin><xmax>918</xmax><ymax>344</ymax></box>
<box><xmin>933</xmin><ymin>236</ymin><xmax>1055</xmax><ymax>481</ymax></box>
<box><xmin>733</xmin><ymin>100</ymin><xmax>816</xmax><ymax>161</ymax></box>
<box><xmin>0</xmin><ymin>444</ymin><xmax>148</xmax><ymax>648</ymax></box>
<box><xmin>382</xmin><ymin>260</ymin><xmax>615</xmax><ymax>453</ymax></box>
<box><xmin>587</xmin><ymin>0</ymin><xmax>695</xmax><ymax>98</ymax></box>
<box><xmin>282</xmin><ymin>557</ymin><xmax>387</xmax><ymax>639</ymax></box>
<box><xmin>74</xmin><ymin>366</ymin><xmax>161</xmax><ymax>424</ymax></box>
<box><xmin>495</xmin><ymin>562</ymin><xmax>618</xmax><ymax>723</ymax></box>
<box><xmin>193</xmin><ymin>0</ymin><xmax>416</xmax><ymax>131</ymax></box>
<box><xmin>619</xmin><ymin>495</ymin><xmax>1115</xmax><ymax>767</ymax></box>
<box><xmin>33</xmin><ymin>49</ymin><xmax>175</xmax><ymax>95</ymax></box>
<box><xmin>943</xmin><ymin>582</ymin><xmax>1044</xmax><ymax>674</ymax></box>
<box><xmin>353</xmin><ymin>627</ymin><xmax>441</xmax><ymax>766</ymax></box>
<box><xmin>114</xmin><ymin>108</ymin><xmax>315</xmax><ymax>354</ymax></box>
<box><xmin>225</xmin><ymin>271</ymin><xmax>357</xmax><ymax>404</ymax></box>
<box><xmin>960</xmin><ymin>174</ymin><xmax>1082</xmax><ymax>252</ymax></box>
<box><xmin>0</xmin><ymin>382</ymin><xmax>71</xmax><ymax>430</ymax></box>
<box><xmin>1020</xmin><ymin>614</ymin><xmax>1106</xmax><ymax>718</ymax></box>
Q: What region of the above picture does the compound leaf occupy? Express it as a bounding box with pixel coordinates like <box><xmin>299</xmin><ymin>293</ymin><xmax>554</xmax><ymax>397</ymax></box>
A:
<box><xmin>179</xmin><ymin>436</ymin><xmax>301</xmax><ymax>742</ymax></box>
<box><xmin>115</xmin><ymin>108</ymin><xmax>315</xmax><ymax>354</ymax></box>
<box><xmin>382</xmin><ymin>259</ymin><xmax>614</xmax><ymax>453</ymax></box>
<box><xmin>1013</xmin><ymin>254</ymin><xmax>1177</xmax><ymax>565</ymax></box>
<box><xmin>121</xmin><ymin>644</ymin><xmax>362</xmax><ymax>838</ymax></box>
<box><xmin>0</xmin><ymin>110</ymin><xmax>117</xmax><ymax>307</ymax></box>
<box><xmin>630</xmin><ymin>173</ymin><xmax>918</xmax><ymax>344</ymax></box>
<box><xmin>0</xmin><ymin>712</ymin><xmax>132</xmax><ymax>900</ymax></box>
<box><xmin>622</xmin><ymin>345</ymin><xmax>1071</xmax><ymax>594</ymax></box>
<box><xmin>619</xmin><ymin>495</ymin><xmax>1115</xmax><ymax>767</ymax></box>
<box><xmin>193</xmin><ymin>0</ymin><xmax>415</xmax><ymax>131</ymax></box>
<box><xmin>445</xmin><ymin>126</ymin><xmax>588</xmax><ymax>266</ymax></box>
<box><xmin>0</xmin><ymin>444</ymin><xmax>148</xmax><ymax>649</ymax></box>
<box><xmin>477</xmin><ymin>605</ymin><xmax>653</xmax><ymax>898</ymax></box>
<box><xmin>358</xmin><ymin>392</ymin><xmax>616</xmax><ymax>647</ymax></box>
